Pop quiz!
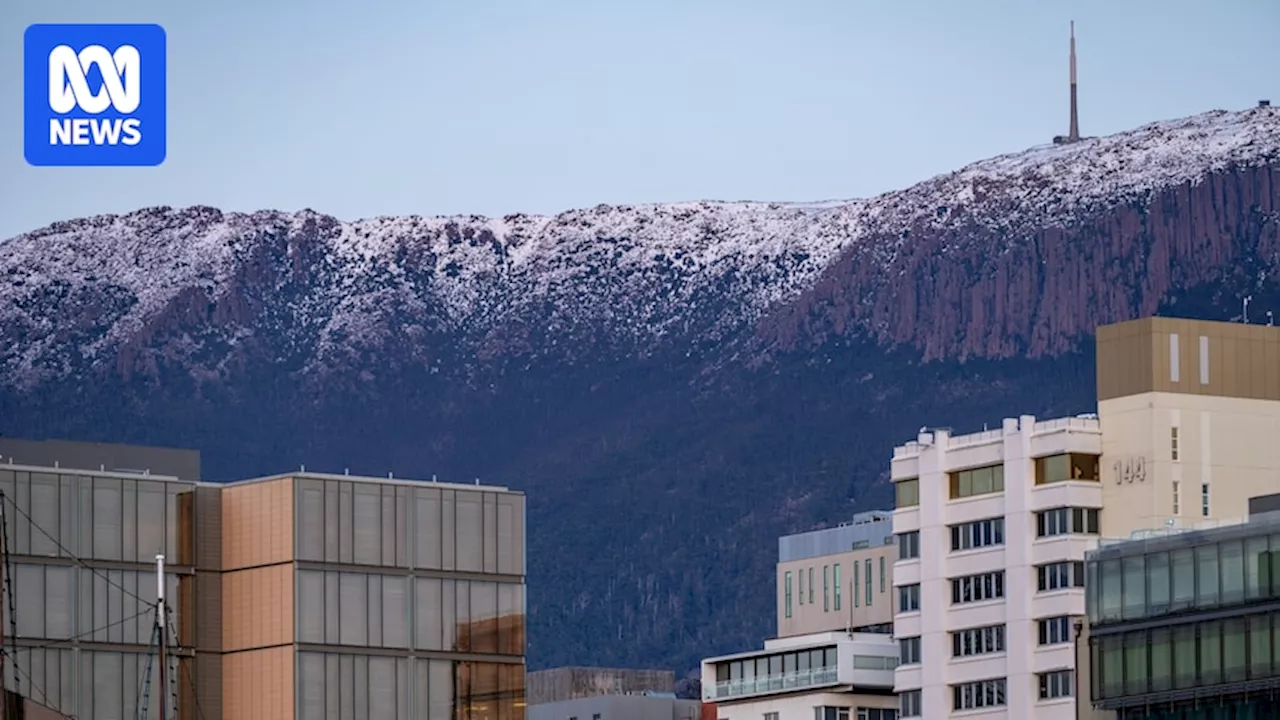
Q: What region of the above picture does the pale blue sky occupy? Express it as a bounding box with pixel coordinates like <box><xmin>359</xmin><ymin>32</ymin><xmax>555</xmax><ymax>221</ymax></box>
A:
<box><xmin>1</xmin><ymin>0</ymin><xmax>1276</xmax><ymax>240</ymax></box>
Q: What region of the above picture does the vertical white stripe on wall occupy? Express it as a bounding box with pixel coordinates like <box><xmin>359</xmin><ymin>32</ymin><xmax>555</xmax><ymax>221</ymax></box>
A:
<box><xmin>1199</xmin><ymin>336</ymin><xmax>1209</xmax><ymax>385</ymax></box>
<box><xmin>1170</xmin><ymin>333</ymin><xmax>1180</xmax><ymax>382</ymax></box>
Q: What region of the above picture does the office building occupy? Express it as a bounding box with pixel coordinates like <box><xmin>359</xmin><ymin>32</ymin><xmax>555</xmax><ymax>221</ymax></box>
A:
<box><xmin>702</xmin><ymin>515</ymin><xmax>900</xmax><ymax>719</ymax></box>
<box><xmin>890</xmin><ymin>316</ymin><xmax>1280</xmax><ymax>719</ymax></box>
<box><xmin>777</xmin><ymin>512</ymin><xmax>896</xmax><ymax>639</ymax></box>
<box><xmin>0</xmin><ymin>441</ymin><xmax>527</xmax><ymax>720</ymax></box>
<box><xmin>527</xmin><ymin>667</ymin><xmax>698</xmax><ymax>720</ymax></box>
<box><xmin>1084</xmin><ymin>493</ymin><xmax>1280</xmax><ymax>719</ymax></box>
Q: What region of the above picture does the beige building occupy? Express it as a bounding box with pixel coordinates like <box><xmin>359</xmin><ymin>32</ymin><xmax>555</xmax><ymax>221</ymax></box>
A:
<box><xmin>0</xmin><ymin>442</ymin><xmax>527</xmax><ymax>720</ymax></box>
<box><xmin>776</xmin><ymin>511</ymin><xmax>896</xmax><ymax>638</ymax></box>
<box><xmin>1096</xmin><ymin>316</ymin><xmax>1280</xmax><ymax>535</ymax></box>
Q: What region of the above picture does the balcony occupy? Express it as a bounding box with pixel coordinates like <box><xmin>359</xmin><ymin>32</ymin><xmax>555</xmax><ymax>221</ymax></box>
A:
<box><xmin>707</xmin><ymin>666</ymin><xmax>839</xmax><ymax>700</ymax></box>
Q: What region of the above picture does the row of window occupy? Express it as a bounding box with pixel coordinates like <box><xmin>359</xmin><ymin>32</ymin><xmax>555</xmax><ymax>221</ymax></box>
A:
<box><xmin>1091</xmin><ymin>611</ymin><xmax>1280</xmax><ymax>700</ymax></box>
<box><xmin>711</xmin><ymin>646</ymin><xmax>838</xmax><ymax>682</ymax></box>
<box><xmin>896</xmin><ymin>672</ymin><xmax>1072</xmax><ymax>716</ymax></box>
<box><xmin>894</xmin><ymin>507</ymin><xmax>1100</xmax><ymax>562</ymax></box>
<box><xmin>896</xmin><ymin>563</ymin><xmax>1084</xmax><ymax>614</ymax></box>
<box><xmin>893</xmin><ymin>453</ymin><xmax>1102</xmax><ymax>509</ymax></box>
<box><xmin>897</xmin><ymin>617</ymin><xmax>1072</xmax><ymax>666</ymax></box>
<box><xmin>1089</xmin><ymin>535</ymin><xmax>1280</xmax><ymax>625</ymax></box>
<box><xmin>783</xmin><ymin>557</ymin><xmax>889</xmax><ymax>618</ymax></box>
<box><xmin>810</xmin><ymin>708</ymin><xmax>899</xmax><ymax>720</ymax></box>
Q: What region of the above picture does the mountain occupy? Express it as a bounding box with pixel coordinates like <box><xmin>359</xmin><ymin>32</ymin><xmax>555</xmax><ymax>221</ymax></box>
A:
<box><xmin>2</xmin><ymin>107</ymin><xmax>1278</xmax><ymax>673</ymax></box>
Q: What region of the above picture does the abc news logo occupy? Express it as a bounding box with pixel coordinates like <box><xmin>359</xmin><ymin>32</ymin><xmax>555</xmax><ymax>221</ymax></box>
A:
<box><xmin>23</xmin><ymin>23</ymin><xmax>167</xmax><ymax>167</ymax></box>
<box><xmin>48</xmin><ymin>44</ymin><xmax>143</xmax><ymax>146</ymax></box>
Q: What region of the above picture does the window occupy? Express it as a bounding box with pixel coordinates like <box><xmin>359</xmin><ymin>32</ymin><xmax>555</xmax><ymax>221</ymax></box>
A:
<box><xmin>1173</xmin><ymin>481</ymin><xmax>1180</xmax><ymax>514</ymax></box>
<box><xmin>899</xmin><ymin>690</ymin><xmax>921</xmax><ymax>718</ymax></box>
<box><xmin>1200</xmin><ymin>335</ymin><xmax>1210</xmax><ymax>384</ymax></box>
<box><xmin>799</xmin><ymin>566</ymin><xmax>805</xmax><ymax>605</ymax></box>
<box><xmin>824</xmin><ymin>565</ymin><xmax>830</xmax><ymax>612</ymax></box>
<box><xmin>1171</xmin><ymin>426</ymin><xmax>1179</xmax><ymax>461</ymax></box>
<box><xmin>1038</xmin><ymin>670</ymin><xmax>1073</xmax><ymax>700</ymax></box>
<box><xmin>951</xmin><ymin>571</ymin><xmax>1004</xmax><ymax>604</ymax></box>
<box><xmin>879</xmin><ymin>556</ymin><xmax>886</xmax><ymax>592</ymax></box>
<box><xmin>835</xmin><ymin>564</ymin><xmax>843</xmax><ymax>611</ymax></box>
<box><xmin>857</xmin><ymin>710</ymin><xmax>898</xmax><ymax>720</ymax></box>
<box><xmin>950</xmin><ymin>517</ymin><xmax>1004</xmax><ymax>550</ymax></box>
<box><xmin>948</xmin><ymin>464</ymin><xmax>1004</xmax><ymax>499</ymax></box>
<box><xmin>1170</xmin><ymin>332</ymin><xmax>1180</xmax><ymax>382</ymax></box>
<box><xmin>809</xmin><ymin>567</ymin><xmax>814</xmax><ymax>605</ymax></box>
<box><xmin>1202</xmin><ymin>483</ymin><xmax>1210</xmax><ymax>517</ymax></box>
<box><xmin>784</xmin><ymin>571</ymin><xmax>793</xmax><ymax>619</ymax></box>
<box><xmin>897</xmin><ymin>531</ymin><xmax>920</xmax><ymax>560</ymax></box>
<box><xmin>865</xmin><ymin>559</ymin><xmax>872</xmax><ymax>606</ymax></box>
<box><xmin>1035</xmin><ymin>453</ymin><xmax>1101</xmax><ymax>484</ymax></box>
<box><xmin>593</xmin><ymin>715</ymin><xmax>602</xmax><ymax>720</ymax></box>
<box><xmin>952</xmin><ymin>625</ymin><xmax>1005</xmax><ymax>657</ymax></box>
<box><xmin>1037</xmin><ymin>561</ymin><xmax>1085</xmax><ymax>591</ymax></box>
<box><xmin>764</xmin><ymin>714</ymin><xmax>779</xmax><ymax>720</ymax></box>
<box><xmin>814</xmin><ymin>708</ymin><xmax>850</xmax><ymax>720</ymax></box>
<box><xmin>898</xmin><ymin>584</ymin><xmax>920</xmax><ymax>613</ymax></box>
<box><xmin>899</xmin><ymin>636</ymin><xmax>921</xmax><ymax>665</ymax></box>
<box><xmin>1038</xmin><ymin>616</ymin><xmax>1072</xmax><ymax>645</ymax></box>
<box><xmin>952</xmin><ymin>678</ymin><xmax>1006</xmax><ymax>711</ymax></box>
<box><xmin>1036</xmin><ymin>507</ymin><xmax>1100</xmax><ymax>537</ymax></box>
<box><xmin>895</xmin><ymin>478</ymin><xmax>919</xmax><ymax>508</ymax></box>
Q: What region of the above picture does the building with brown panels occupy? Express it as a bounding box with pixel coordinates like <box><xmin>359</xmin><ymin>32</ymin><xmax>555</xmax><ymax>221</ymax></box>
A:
<box><xmin>1</xmin><ymin>448</ymin><xmax>527</xmax><ymax>720</ymax></box>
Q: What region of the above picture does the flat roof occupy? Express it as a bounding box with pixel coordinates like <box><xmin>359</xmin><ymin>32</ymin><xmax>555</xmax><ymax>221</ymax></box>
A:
<box><xmin>212</xmin><ymin>470</ymin><xmax>518</xmax><ymax>494</ymax></box>
<box><xmin>1087</xmin><ymin>514</ymin><xmax>1280</xmax><ymax>563</ymax></box>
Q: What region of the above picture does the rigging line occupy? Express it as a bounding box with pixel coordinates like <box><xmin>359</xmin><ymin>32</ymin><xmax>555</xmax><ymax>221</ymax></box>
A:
<box><xmin>17</xmin><ymin>606</ymin><xmax>157</xmax><ymax>652</ymax></box>
<box><xmin>0</xmin><ymin>647</ymin><xmax>52</xmax><ymax>708</ymax></box>
<box><xmin>165</xmin><ymin>607</ymin><xmax>208</xmax><ymax>720</ymax></box>
<box><xmin>0</xmin><ymin>492</ymin><xmax>151</xmax><ymax>604</ymax></box>
<box><xmin>1</xmin><ymin>492</ymin><xmax>21</xmax><ymax>693</ymax></box>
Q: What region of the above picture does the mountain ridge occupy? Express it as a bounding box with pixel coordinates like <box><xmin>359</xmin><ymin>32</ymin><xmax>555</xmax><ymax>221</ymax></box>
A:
<box><xmin>2</xmin><ymin>106</ymin><xmax>1279</xmax><ymax>672</ymax></box>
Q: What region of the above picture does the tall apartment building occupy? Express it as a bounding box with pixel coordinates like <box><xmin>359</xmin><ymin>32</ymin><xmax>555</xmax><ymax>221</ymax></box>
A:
<box><xmin>0</xmin><ymin>441</ymin><xmax>528</xmax><ymax>720</ymax></box>
<box><xmin>890</xmin><ymin>316</ymin><xmax>1280</xmax><ymax>720</ymax></box>
<box><xmin>702</xmin><ymin>513</ymin><xmax>900</xmax><ymax>720</ymax></box>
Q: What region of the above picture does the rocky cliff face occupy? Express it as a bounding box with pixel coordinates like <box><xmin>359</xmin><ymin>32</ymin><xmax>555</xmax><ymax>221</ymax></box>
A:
<box><xmin>1</xmin><ymin>108</ymin><xmax>1278</xmax><ymax>672</ymax></box>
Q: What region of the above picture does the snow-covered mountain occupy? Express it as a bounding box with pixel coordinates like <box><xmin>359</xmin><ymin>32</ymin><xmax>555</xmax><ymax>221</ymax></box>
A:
<box><xmin>4</xmin><ymin>108</ymin><xmax>1276</xmax><ymax>389</ymax></box>
<box><xmin>2</xmin><ymin>107</ymin><xmax>1278</xmax><ymax>672</ymax></box>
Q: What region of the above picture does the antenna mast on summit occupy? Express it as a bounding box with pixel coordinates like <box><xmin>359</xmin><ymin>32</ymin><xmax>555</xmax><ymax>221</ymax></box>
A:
<box><xmin>1068</xmin><ymin>21</ymin><xmax>1080</xmax><ymax>142</ymax></box>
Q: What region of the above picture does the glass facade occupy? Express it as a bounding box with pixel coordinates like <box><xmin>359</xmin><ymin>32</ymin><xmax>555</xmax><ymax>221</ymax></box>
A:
<box><xmin>1086</xmin><ymin>519</ymin><xmax>1280</xmax><ymax>712</ymax></box>
<box><xmin>710</xmin><ymin>646</ymin><xmax>840</xmax><ymax>699</ymax></box>
<box><xmin>292</xmin><ymin>477</ymin><xmax>527</xmax><ymax>720</ymax></box>
<box><xmin>0</xmin><ymin>468</ymin><xmax>191</xmax><ymax>720</ymax></box>
<box><xmin>1087</xmin><ymin>526</ymin><xmax>1280</xmax><ymax>625</ymax></box>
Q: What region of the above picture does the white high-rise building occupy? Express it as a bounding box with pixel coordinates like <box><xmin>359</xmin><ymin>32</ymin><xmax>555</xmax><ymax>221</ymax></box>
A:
<box><xmin>890</xmin><ymin>416</ymin><xmax>1102</xmax><ymax>720</ymax></box>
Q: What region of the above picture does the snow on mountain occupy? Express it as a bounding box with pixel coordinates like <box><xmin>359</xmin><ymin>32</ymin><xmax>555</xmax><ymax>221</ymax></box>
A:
<box><xmin>2</xmin><ymin>107</ymin><xmax>1277</xmax><ymax>387</ymax></box>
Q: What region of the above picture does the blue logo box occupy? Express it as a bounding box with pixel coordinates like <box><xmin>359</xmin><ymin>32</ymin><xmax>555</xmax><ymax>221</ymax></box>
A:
<box><xmin>24</xmin><ymin>23</ymin><xmax>167</xmax><ymax>167</ymax></box>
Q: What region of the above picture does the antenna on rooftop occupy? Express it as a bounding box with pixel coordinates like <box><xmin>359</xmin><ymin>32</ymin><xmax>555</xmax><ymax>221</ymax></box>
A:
<box><xmin>1243</xmin><ymin>296</ymin><xmax>1252</xmax><ymax>323</ymax></box>
<box><xmin>1267</xmin><ymin>311</ymin><xmax>1273</xmax><ymax>327</ymax></box>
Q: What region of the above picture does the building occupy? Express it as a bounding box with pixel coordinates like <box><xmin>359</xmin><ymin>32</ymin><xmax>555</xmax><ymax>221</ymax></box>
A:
<box><xmin>1084</xmin><ymin>493</ymin><xmax>1280</xmax><ymax>719</ymax></box>
<box><xmin>890</xmin><ymin>316</ymin><xmax>1280</xmax><ymax>719</ymax></box>
<box><xmin>700</xmin><ymin>632</ymin><xmax>900</xmax><ymax>719</ymax></box>
<box><xmin>890</xmin><ymin>414</ymin><xmax>1103</xmax><ymax>720</ymax></box>
<box><xmin>527</xmin><ymin>667</ymin><xmax>698</xmax><ymax>720</ymax></box>
<box><xmin>776</xmin><ymin>512</ymin><xmax>896</xmax><ymax>638</ymax></box>
<box><xmin>701</xmin><ymin>515</ymin><xmax>900</xmax><ymax>719</ymax></box>
<box><xmin>529</xmin><ymin>691</ymin><xmax>699</xmax><ymax>720</ymax></box>
<box><xmin>0</xmin><ymin>441</ymin><xmax>528</xmax><ymax>719</ymax></box>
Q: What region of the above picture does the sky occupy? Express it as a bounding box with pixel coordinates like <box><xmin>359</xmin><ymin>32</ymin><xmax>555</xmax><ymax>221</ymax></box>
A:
<box><xmin>0</xmin><ymin>0</ymin><xmax>1276</xmax><ymax>240</ymax></box>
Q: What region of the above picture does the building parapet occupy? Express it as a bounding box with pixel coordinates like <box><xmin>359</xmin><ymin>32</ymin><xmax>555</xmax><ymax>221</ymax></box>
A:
<box><xmin>778</xmin><ymin>512</ymin><xmax>894</xmax><ymax>563</ymax></box>
<box><xmin>892</xmin><ymin>414</ymin><xmax>1100</xmax><ymax>460</ymax></box>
